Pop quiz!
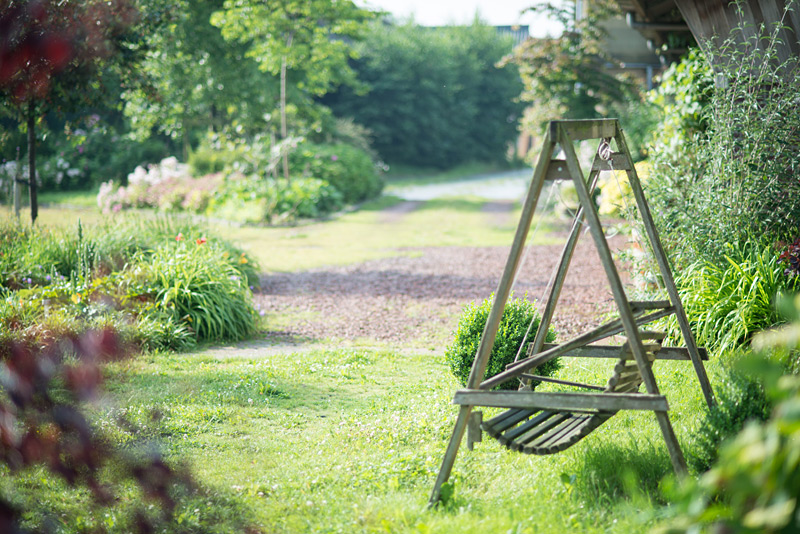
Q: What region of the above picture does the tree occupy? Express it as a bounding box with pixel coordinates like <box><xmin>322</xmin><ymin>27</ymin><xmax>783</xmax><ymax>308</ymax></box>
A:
<box><xmin>501</xmin><ymin>1</ymin><xmax>634</xmax><ymax>136</ymax></box>
<box><xmin>325</xmin><ymin>22</ymin><xmax>524</xmax><ymax>169</ymax></box>
<box><xmin>0</xmin><ymin>0</ymin><xmax>136</xmax><ymax>223</ymax></box>
<box><xmin>122</xmin><ymin>0</ymin><xmax>277</xmax><ymax>157</ymax></box>
<box><xmin>210</xmin><ymin>0</ymin><xmax>373</xmax><ymax>179</ymax></box>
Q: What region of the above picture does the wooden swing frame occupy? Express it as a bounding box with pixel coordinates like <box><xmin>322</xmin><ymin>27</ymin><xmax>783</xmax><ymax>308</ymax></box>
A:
<box><xmin>429</xmin><ymin>119</ymin><xmax>716</xmax><ymax>506</ymax></box>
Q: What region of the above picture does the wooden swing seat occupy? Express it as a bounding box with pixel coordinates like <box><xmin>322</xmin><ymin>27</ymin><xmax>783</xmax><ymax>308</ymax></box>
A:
<box><xmin>479</xmin><ymin>334</ymin><xmax>663</xmax><ymax>455</ymax></box>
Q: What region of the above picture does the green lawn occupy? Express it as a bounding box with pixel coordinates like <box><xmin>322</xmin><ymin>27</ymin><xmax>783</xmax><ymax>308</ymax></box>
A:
<box><xmin>90</xmin><ymin>343</ymin><xmax>717</xmax><ymax>533</ymax></box>
<box><xmin>2</xmin><ymin>192</ymin><xmax>560</xmax><ymax>273</ymax></box>
<box><xmin>2</xmin><ymin>188</ymin><xmax>716</xmax><ymax>533</ymax></box>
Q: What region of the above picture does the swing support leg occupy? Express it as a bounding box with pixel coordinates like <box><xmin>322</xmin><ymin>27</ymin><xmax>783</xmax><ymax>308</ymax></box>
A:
<box><xmin>429</xmin><ymin>405</ymin><xmax>471</xmax><ymax>506</ymax></box>
<box><xmin>561</xmin><ymin>125</ymin><xmax>688</xmax><ymax>476</ymax></box>
<box><xmin>429</xmin><ymin>131</ymin><xmax>556</xmax><ymax>507</ymax></box>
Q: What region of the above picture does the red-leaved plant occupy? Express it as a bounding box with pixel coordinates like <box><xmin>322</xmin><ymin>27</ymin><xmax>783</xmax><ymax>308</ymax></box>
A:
<box><xmin>778</xmin><ymin>237</ymin><xmax>800</xmax><ymax>277</ymax></box>
<box><xmin>0</xmin><ymin>329</ymin><xmax>195</xmax><ymax>533</ymax></box>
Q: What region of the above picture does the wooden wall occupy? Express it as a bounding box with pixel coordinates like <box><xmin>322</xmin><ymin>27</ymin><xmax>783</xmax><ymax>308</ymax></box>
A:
<box><xmin>674</xmin><ymin>0</ymin><xmax>800</xmax><ymax>72</ymax></box>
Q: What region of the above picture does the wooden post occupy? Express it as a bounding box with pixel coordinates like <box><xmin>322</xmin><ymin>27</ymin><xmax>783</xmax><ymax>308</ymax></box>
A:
<box><xmin>27</xmin><ymin>100</ymin><xmax>38</xmax><ymax>225</ymax></box>
<box><xmin>429</xmin><ymin>130</ymin><xmax>556</xmax><ymax>506</ymax></box>
<box><xmin>614</xmin><ymin>126</ymin><xmax>715</xmax><ymax>409</ymax></box>
<box><xmin>13</xmin><ymin>172</ymin><xmax>21</xmax><ymax>219</ymax></box>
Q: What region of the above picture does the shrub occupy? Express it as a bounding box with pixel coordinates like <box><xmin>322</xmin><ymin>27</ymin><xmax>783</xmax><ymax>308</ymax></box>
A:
<box><xmin>656</xmin><ymin>357</ymin><xmax>800</xmax><ymax>534</ymax></box>
<box><xmin>205</xmin><ymin>174</ymin><xmax>344</xmax><ymax>224</ymax></box>
<box><xmin>100</xmin><ymin>148</ymin><xmax>348</xmax><ymax>223</ymax></box>
<box><xmin>666</xmin><ymin>240</ymin><xmax>798</xmax><ymax>356</ymax></box>
<box><xmin>36</xmin><ymin>118</ymin><xmax>172</xmax><ymax>191</ymax></box>
<box><xmin>265</xmin><ymin>176</ymin><xmax>345</xmax><ymax>221</ymax></box>
<box><xmin>188</xmin><ymin>133</ymin><xmax>247</xmax><ymax>176</ymax></box>
<box><xmin>445</xmin><ymin>294</ymin><xmax>559</xmax><ymax>390</ymax></box>
<box><xmin>0</xmin><ymin>216</ymin><xmax>260</xmax><ymax>351</ymax></box>
<box><xmin>656</xmin><ymin>290</ymin><xmax>800</xmax><ymax>533</ymax></box>
<box><xmin>0</xmin><ymin>329</ymin><xmax>198</xmax><ymax>532</ymax></box>
<box><xmin>688</xmin><ymin>363</ymin><xmax>772</xmax><ymax>472</ymax></box>
<box><xmin>291</xmin><ymin>142</ymin><xmax>383</xmax><ymax>203</ymax></box>
<box><xmin>97</xmin><ymin>156</ymin><xmax>195</xmax><ymax>213</ymax></box>
<box><xmin>645</xmin><ymin>38</ymin><xmax>800</xmax><ymax>268</ymax></box>
<box><xmin>131</xmin><ymin>239</ymin><xmax>258</xmax><ymax>342</ymax></box>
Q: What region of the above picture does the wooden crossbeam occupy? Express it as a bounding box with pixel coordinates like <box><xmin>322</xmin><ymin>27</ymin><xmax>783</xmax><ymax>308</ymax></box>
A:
<box><xmin>454</xmin><ymin>390</ymin><xmax>670</xmax><ymax>412</ymax></box>
<box><xmin>538</xmin><ymin>344</ymin><xmax>709</xmax><ymax>361</ymax></box>
<box><xmin>550</xmin><ymin>119</ymin><xmax>617</xmax><ymax>141</ymax></box>
<box><xmin>481</xmin><ymin>308</ymin><xmax>676</xmax><ymax>391</ymax></box>
<box><xmin>630</xmin><ymin>300</ymin><xmax>672</xmax><ymax>310</ymax></box>
<box><xmin>591</xmin><ymin>153</ymin><xmax>632</xmax><ymax>171</ymax></box>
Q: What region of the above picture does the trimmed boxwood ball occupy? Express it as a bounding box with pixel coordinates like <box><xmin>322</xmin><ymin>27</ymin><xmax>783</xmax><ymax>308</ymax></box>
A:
<box><xmin>446</xmin><ymin>294</ymin><xmax>559</xmax><ymax>390</ymax></box>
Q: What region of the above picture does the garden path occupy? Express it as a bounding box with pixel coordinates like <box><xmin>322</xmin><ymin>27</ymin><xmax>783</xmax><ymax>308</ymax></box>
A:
<box><xmin>208</xmin><ymin>171</ymin><xmax>632</xmax><ymax>357</ymax></box>
<box><xmin>244</xmin><ymin>232</ymin><xmax>629</xmax><ymax>354</ymax></box>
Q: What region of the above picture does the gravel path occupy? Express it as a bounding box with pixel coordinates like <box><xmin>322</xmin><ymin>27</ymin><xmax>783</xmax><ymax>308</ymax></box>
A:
<box><xmin>254</xmin><ymin>232</ymin><xmax>630</xmax><ymax>349</ymax></box>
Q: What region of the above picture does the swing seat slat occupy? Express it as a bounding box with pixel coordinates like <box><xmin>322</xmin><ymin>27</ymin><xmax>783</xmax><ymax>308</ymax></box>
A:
<box><xmin>477</xmin><ymin>336</ymin><xmax>663</xmax><ymax>455</ymax></box>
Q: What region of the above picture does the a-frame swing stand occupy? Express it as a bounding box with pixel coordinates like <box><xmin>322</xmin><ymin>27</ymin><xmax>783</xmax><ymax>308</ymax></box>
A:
<box><xmin>429</xmin><ymin>119</ymin><xmax>716</xmax><ymax>506</ymax></box>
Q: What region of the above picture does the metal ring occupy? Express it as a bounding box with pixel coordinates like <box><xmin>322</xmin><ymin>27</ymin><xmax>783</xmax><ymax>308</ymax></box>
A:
<box><xmin>598</xmin><ymin>139</ymin><xmax>613</xmax><ymax>161</ymax></box>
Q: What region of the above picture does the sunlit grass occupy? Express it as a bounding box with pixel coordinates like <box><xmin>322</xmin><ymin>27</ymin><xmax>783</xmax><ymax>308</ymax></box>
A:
<box><xmin>196</xmin><ymin>196</ymin><xmax>559</xmax><ymax>272</ymax></box>
<box><xmin>3</xmin><ymin>189</ymin><xmax>561</xmax><ymax>273</ymax></box>
<box><xmin>91</xmin><ymin>344</ymin><xmax>718</xmax><ymax>533</ymax></box>
<box><xmin>1</xmin><ymin>178</ymin><xmax>710</xmax><ymax>532</ymax></box>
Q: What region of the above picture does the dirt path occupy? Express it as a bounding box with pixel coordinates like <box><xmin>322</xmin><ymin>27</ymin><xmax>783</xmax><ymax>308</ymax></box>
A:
<box><xmin>253</xmin><ymin>231</ymin><xmax>629</xmax><ymax>350</ymax></box>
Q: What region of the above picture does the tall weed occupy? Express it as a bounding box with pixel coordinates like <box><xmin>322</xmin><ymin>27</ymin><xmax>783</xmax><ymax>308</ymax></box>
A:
<box><xmin>132</xmin><ymin>241</ymin><xmax>258</xmax><ymax>342</ymax></box>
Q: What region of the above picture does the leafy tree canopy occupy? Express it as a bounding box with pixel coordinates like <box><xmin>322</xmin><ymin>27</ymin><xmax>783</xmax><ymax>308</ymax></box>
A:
<box><xmin>122</xmin><ymin>0</ymin><xmax>277</xmax><ymax>147</ymax></box>
<box><xmin>0</xmin><ymin>0</ymin><xmax>139</xmax><ymax>221</ymax></box>
<box><xmin>502</xmin><ymin>1</ymin><xmax>635</xmax><ymax>133</ymax></box>
<box><xmin>325</xmin><ymin>22</ymin><xmax>524</xmax><ymax>169</ymax></box>
<box><xmin>210</xmin><ymin>0</ymin><xmax>373</xmax><ymax>112</ymax></box>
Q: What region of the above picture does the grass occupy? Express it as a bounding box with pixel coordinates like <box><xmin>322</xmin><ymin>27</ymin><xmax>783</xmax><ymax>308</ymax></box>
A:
<box><xmin>230</xmin><ymin>196</ymin><xmax>560</xmax><ymax>272</ymax></box>
<box><xmin>38</xmin><ymin>189</ymin><xmax>99</xmax><ymax>207</ymax></box>
<box><xmin>84</xmin><ymin>344</ymin><xmax>718</xmax><ymax>533</ymax></box>
<box><xmin>2</xmin><ymin>180</ymin><xmax>715</xmax><ymax>532</ymax></box>
<box><xmin>3</xmin><ymin>191</ymin><xmax>560</xmax><ymax>273</ymax></box>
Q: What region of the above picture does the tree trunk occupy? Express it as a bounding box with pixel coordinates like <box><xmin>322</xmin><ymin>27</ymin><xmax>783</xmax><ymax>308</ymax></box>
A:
<box><xmin>280</xmin><ymin>54</ymin><xmax>289</xmax><ymax>181</ymax></box>
<box><xmin>280</xmin><ymin>31</ymin><xmax>294</xmax><ymax>182</ymax></box>
<box><xmin>27</xmin><ymin>99</ymin><xmax>38</xmax><ymax>224</ymax></box>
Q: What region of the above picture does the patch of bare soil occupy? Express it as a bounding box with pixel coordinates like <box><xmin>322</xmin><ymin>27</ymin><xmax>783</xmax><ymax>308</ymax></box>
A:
<box><xmin>255</xmin><ymin>232</ymin><xmax>630</xmax><ymax>349</ymax></box>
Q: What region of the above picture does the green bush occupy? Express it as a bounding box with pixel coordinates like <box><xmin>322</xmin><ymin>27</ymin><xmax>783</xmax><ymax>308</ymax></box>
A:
<box><xmin>266</xmin><ymin>176</ymin><xmax>345</xmax><ymax>220</ymax></box>
<box><xmin>645</xmin><ymin>40</ymin><xmax>800</xmax><ymax>268</ymax></box>
<box><xmin>188</xmin><ymin>134</ymin><xmax>247</xmax><ymax>176</ymax></box>
<box><xmin>131</xmin><ymin>240</ymin><xmax>258</xmax><ymax>342</ymax></box>
<box><xmin>205</xmin><ymin>174</ymin><xmax>344</xmax><ymax>224</ymax></box>
<box><xmin>688</xmin><ymin>363</ymin><xmax>771</xmax><ymax>473</ymax></box>
<box><xmin>445</xmin><ymin>294</ymin><xmax>558</xmax><ymax>390</ymax></box>
<box><xmin>656</xmin><ymin>358</ymin><xmax>800</xmax><ymax>534</ymax></box>
<box><xmin>0</xmin><ymin>216</ymin><xmax>260</xmax><ymax>351</ymax></box>
<box><xmin>291</xmin><ymin>142</ymin><xmax>383</xmax><ymax>204</ymax></box>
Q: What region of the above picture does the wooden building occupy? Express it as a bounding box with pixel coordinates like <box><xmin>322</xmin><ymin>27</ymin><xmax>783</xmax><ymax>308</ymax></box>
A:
<box><xmin>617</xmin><ymin>0</ymin><xmax>800</xmax><ymax>73</ymax></box>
